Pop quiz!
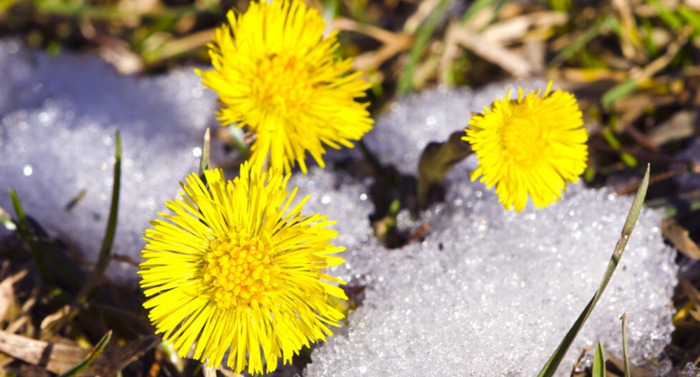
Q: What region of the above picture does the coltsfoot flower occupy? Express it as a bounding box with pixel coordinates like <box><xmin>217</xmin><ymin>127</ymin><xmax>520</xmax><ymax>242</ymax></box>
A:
<box><xmin>463</xmin><ymin>82</ymin><xmax>588</xmax><ymax>212</ymax></box>
<box><xmin>197</xmin><ymin>0</ymin><xmax>373</xmax><ymax>174</ymax></box>
<box><xmin>139</xmin><ymin>162</ymin><xmax>347</xmax><ymax>374</ymax></box>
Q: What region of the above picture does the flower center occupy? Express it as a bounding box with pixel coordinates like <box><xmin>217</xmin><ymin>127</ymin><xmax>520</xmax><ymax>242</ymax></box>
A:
<box><xmin>501</xmin><ymin>108</ymin><xmax>548</xmax><ymax>168</ymax></box>
<box><xmin>201</xmin><ymin>234</ymin><xmax>281</xmax><ymax>309</ymax></box>
<box><xmin>253</xmin><ymin>54</ymin><xmax>313</xmax><ymax>117</ymax></box>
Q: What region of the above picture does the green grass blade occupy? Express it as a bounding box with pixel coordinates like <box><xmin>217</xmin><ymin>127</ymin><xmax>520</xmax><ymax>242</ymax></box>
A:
<box><xmin>58</xmin><ymin>330</ymin><xmax>112</xmax><ymax>377</ymax></box>
<box><xmin>78</xmin><ymin>131</ymin><xmax>122</xmax><ymax>300</ymax></box>
<box><xmin>321</xmin><ymin>0</ymin><xmax>342</xmax><ymax>21</ymax></box>
<box><xmin>679</xmin><ymin>5</ymin><xmax>700</xmax><ymax>34</ymax></box>
<box><xmin>99</xmin><ymin>130</ymin><xmax>122</xmax><ymax>266</ymax></box>
<box><xmin>9</xmin><ymin>189</ymin><xmax>55</xmax><ymax>285</ymax></box>
<box><xmin>537</xmin><ymin>164</ymin><xmax>650</xmax><ymax>377</ymax></box>
<box><xmin>640</xmin><ymin>18</ymin><xmax>658</xmax><ymax>56</ymax></box>
<box><xmin>548</xmin><ymin>16</ymin><xmax>616</xmax><ymax>68</ymax></box>
<box><xmin>601</xmin><ymin>79</ymin><xmax>638</xmax><ymax>108</ymax></box>
<box><xmin>537</xmin><ymin>295</ymin><xmax>595</xmax><ymax>377</ymax></box>
<box><xmin>397</xmin><ymin>0</ymin><xmax>452</xmax><ymax>95</ymax></box>
<box><xmin>9</xmin><ymin>189</ymin><xmax>27</xmax><ymax>234</ymax></box>
<box><xmin>601</xmin><ymin>128</ymin><xmax>638</xmax><ymax>167</ymax></box>
<box><xmin>646</xmin><ymin>0</ymin><xmax>683</xmax><ymax>30</ymax></box>
<box><xmin>620</xmin><ymin>312</ymin><xmax>631</xmax><ymax>377</ymax></box>
<box><xmin>64</xmin><ymin>189</ymin><xmax>88</xmax><ymax>212</ymax></box>
<box><xmin>592</xmin><ymin>343</ymin><xmax>606</xmax><ymax>377</ymax></box>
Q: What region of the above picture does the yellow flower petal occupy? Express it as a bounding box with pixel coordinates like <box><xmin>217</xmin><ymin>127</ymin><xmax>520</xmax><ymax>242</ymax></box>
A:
<box><xmin>197</xmin><ymin>0</ymin><xmax>374</xmax><ymax>174</ymax></box>
<box><xmin>139</xmin><ymin>161</ymin><xmax>347</xmax><ymax>374</ymax></box>
<box><xmin>463</xmin><ymin>82</ymin><xmax>589</xmax><ymax>212</ymax></box>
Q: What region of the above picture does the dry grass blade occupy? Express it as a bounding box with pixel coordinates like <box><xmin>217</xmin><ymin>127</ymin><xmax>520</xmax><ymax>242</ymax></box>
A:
<box><xmin>331</xmin><ymin>18</ymin><xmax>412</xmax><ymax>71</ymax></box>
<box><xmin>611</xmin><ymin>0</ymin><xmax>644</xmax><ymax>61</ymax></box>
<box><xmin>620</xmin><ymin>313</ymin><xmax>631</xmax><ymax>377</ymax></box>
<box><xmin>354</xmin><ymin>42</ymin><xmax>411</xmax><ymax>72</ymax></box>
<box><xmin>331</xmin><ymin>18</ymin><xmax>407</xmax><ymax>45</ymax></box>
<box><xmin>661</xmin><ymin>217</ymin><xmax>700</xmax><ymax>259</ymax></box>
<box><xmin>444</xmin><ymin>21</ymin><xmax>536</xmax><ymax>77</ymax></box>
<box><xmin>0</xmin><ymin>269</ymin><xmax>26</xmax><ymax>325</ymax></box>
<box><xmin>204</xmin><ymin>365</ymin><xmax>218</xmax><ymax>377</ymax></box>
<box><xmin>142</xmin><ymin>27</ymin><xmax>216</xmax><ymax>67</ymax></box>
<box><xmin>0</xmin><ymin>330</ymin><xmax>89</xmax><ymax>374</ymax></box>
<box><xmin>635</xmin><ymin>25</ymin><xmax>691</xmax><ymax>81</ymax></box>
<box><xmin>97</xmin><ymin>37</ymin><xmax>145</xmax><ymax>75</ymax></box>
<box><xmin>0</xmin><ymin>332</ymin><xmax>159</xmax><ymax>376</ymax></box>
<box><xmin>480</xmin><ymin>11</ymin><xmax>568</xmax><ymax>43</ymax></box>
<box><xmin>217</xmin><ymin>367</ymin><xmax>244</xmax><ymax>377</ymax></box>
<box><xmin>602</xmin><ymin>25</ymin><xmax>692</xmax><ymax>107</ymax></box>
<box><xmin>40</xmin><ymin>305</ymin><xmax>74</xmax><ymax>331</ymax></box>
<box><xmin>199</xmin><ymin>127</ymin><xmax>211</xmax><ymax>177</ymax></box>
<box><xmin>404</xmin><ymin>0</ymin><xmax>443</xmax><ymax>33</ymax></box>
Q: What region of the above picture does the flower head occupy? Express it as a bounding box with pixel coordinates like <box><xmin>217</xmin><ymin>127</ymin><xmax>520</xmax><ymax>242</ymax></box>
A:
<box><xmin>463</xmin><ymin>82</ymin><xmax>588</xmax><ymax>212</ymax></box>
<box><xmin>197</xmin><ymin>0</ymin><xmax>373</xmax><ymax>174</ymax></box>
<box><xmin>139</xmin><ymin>162</ymin><xmax>347</xmax><ymax>374</ymax></box>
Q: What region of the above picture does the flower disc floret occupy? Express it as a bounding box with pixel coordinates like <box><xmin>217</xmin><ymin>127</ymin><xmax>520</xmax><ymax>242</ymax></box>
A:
<box><xmin>463</xmin><ymin>82</ymin><xmax>588</xmax><ymax>212</ymax></box>
<box><xmin>202</xmin><ymin>234</ymin><xmax>281</xmax><ymax>309</ymax></box>
<box><xmin>197</xmin><ymin>0</ymin><xmax>374</xmax><ymax>174</ymax></box>
<box><xmin>139</xmin><ymin>162</ymin><xmax>347</xmax><ymax>374</ymax></box>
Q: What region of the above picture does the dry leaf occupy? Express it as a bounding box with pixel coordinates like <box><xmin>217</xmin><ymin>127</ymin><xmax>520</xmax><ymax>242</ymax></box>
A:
<box><xmin>648</xmin><ymin>110</ymin><xmax>699</xmax><ymax>146</ymax></box>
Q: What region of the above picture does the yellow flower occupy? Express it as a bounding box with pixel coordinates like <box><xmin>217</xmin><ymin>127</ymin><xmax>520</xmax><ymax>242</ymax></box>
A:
<box><xmin>139</xmin><ymin>162</ymin><xmax>347</xmax><ymax>374</ymax></box>
<box><xmin>463</xmin><ymin>82</ymin><xmax>588</xmax><ymax>212</ymax></box>
<box><xmin>197</xmin><ymin>0</ymin><xmax>373</xmax><ymax>174</ymax></box>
